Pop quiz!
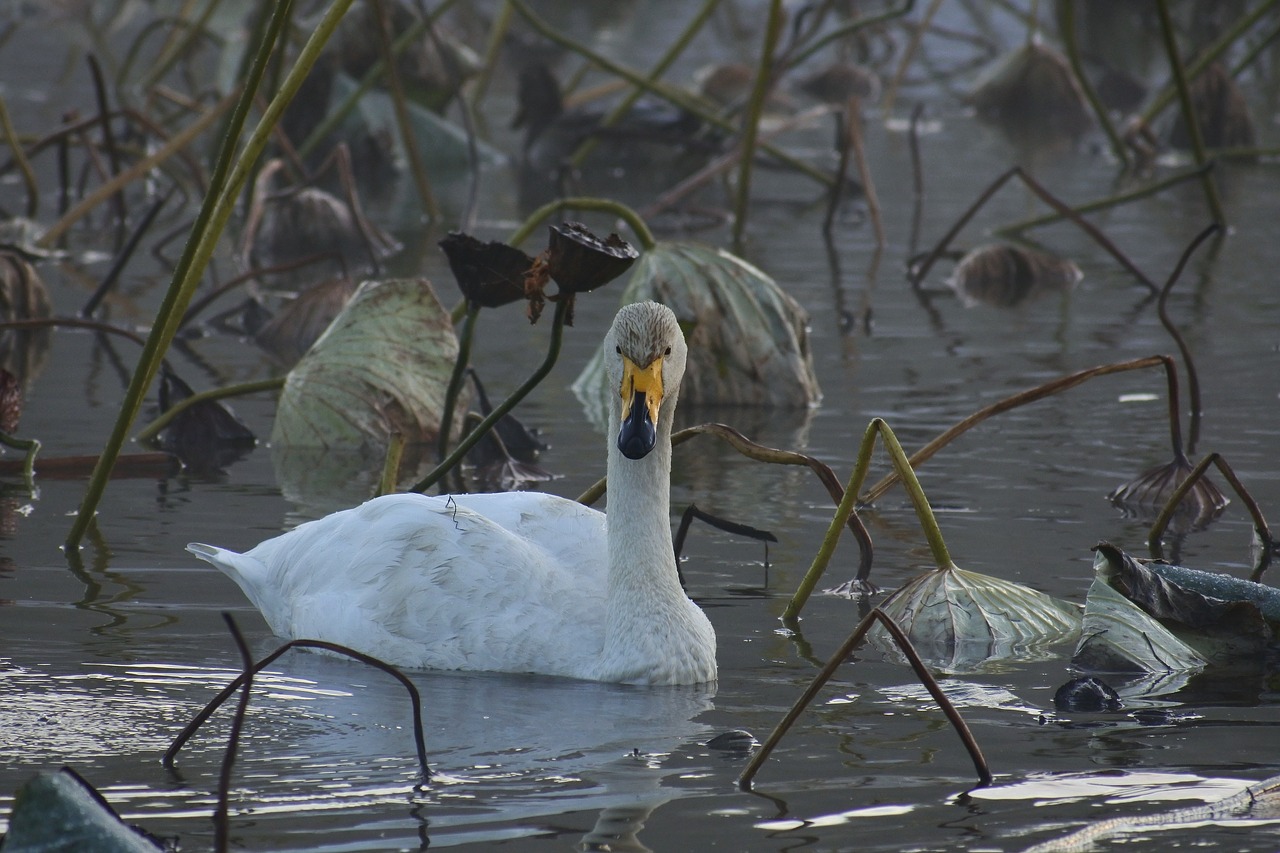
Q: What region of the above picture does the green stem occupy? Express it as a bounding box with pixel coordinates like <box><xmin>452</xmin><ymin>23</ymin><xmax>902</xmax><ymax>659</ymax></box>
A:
<box><xmin>1058</xmin><ymin>0</ymin><xmax>1128</xmax><ymax>166</ymax></box>
<box><xmin>0</xmin><ymin>96</ymin><xmax>37</xmax><ymax>217</ymax></box>
<box><xmin>997</xmin><ymin>163</ymin><xmax>1211</xmax><ymax>234</ymax></box>
<box><xmin>411</xmin><ymin>298</ymin><xmax>570</xmax><ymax>493</ymax></box>
<box><xmin>508</xmin><ymin>196</ymin><xmax>656</xmax><ymax>251</ymax></box>
<box><xmin>0</xmin><ymin>431</ymin><xmax>41</xmax><ymax>495</ymax></box>
<box><xmin>67</xmin><ymin>0</ymin><xmax>352</xmax><ymax>550</ymax></box>
<box><xmin>437</xmin><ymin>302</ymin><xmax>479</xmax><ymax>459</ymax></box>
<box><xmin>371</xmin><ymin>0</ymin><xmax>440</xmax><ymax>222</ymax></box>
<box><xmin>731</xmin><ymin>0</ymin><xmax>785</xmax><ymax>254</ymax></box>
<box><xmin>377</xmin><ymin>431</ymin><xmax>407</xmax><ymax>496</ymax></box>
<box><xmin>505</xmin><ymin>0</ymin><xmax>833</xmax><ymax>190</ymax></box>
<box><xmin>784</xmin><ymin>418</ymin><xmax>952</xmax><ymax>622</ymax></box>
<box><xmin>1155</xmin><ymin>0</ymin><xmax>1225</xmax><ymax>224</ymax></box>
<box><xmin>567</xmin><ymin>0</ymin><xmax>720</xmax><ymax>169</ymax></box>
<box><xmin>134</xmin><ymin>377</ymin><xmax>285</xmax><ymax>444</ymax></box>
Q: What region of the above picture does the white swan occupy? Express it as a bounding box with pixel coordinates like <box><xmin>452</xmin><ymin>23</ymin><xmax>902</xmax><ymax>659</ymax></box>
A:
<box><xmin>188</xmin><ymin>301</ymin><xmax>716</xmax><ymax>685</ymax></box>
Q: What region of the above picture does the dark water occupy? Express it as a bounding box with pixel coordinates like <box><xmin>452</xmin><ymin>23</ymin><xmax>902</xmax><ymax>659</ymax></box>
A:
<box><xmin>2</xmin><ymin>2</ymin><xmax>1280</xmax><ymax>850</ymax></box>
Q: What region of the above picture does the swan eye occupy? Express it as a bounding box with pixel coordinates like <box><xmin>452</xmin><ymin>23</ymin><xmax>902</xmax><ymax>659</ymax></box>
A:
<box><xmin>615</xmin><ymin>345</ymin><xmax>622</xmax><ymax>354</ymax></box>
<box><xmin>664</xmin><ymin>346</ymin><xmax>671</xmax><ymax>356</ymax></box>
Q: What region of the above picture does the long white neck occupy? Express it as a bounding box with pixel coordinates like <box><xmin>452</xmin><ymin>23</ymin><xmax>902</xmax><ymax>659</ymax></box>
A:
<box><xmin>604</xmin><ymin>399</ymin><xmax>680</xmax><ymax>599</ymax></box>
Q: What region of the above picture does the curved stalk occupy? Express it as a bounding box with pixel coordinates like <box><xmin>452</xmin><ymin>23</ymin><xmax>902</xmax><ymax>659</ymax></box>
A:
<box><xmin>133</xmin><ymin>377</ymin><xmax>285</xmax><ymax>445</ymax></box>
<box><xmin>508</xmin><ymin>196</ymin><xmax>656</xmax><ymax>251</ymax></box>
<box><xmin>411</xmin><ymin>298</ymin><xmax>570</xmax><ymax>493</ymax></box>
<box><xmin>436</xmin><ymin>302</ymin><xmax>480</xmax><ymax>459</ymax></box>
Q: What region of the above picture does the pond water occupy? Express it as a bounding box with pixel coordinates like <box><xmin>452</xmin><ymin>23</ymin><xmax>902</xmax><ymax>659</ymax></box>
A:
<box><xmin>2</xmin><ymin>2</ymin><xmax>1280</xmax><ymax>851</ymax></box>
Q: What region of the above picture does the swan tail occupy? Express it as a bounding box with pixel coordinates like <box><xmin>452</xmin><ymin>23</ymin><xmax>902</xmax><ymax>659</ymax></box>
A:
<box><xmin>187</xmin><ymin>542</ymin><xmax>269</xmax><ymax>596</ymax></box>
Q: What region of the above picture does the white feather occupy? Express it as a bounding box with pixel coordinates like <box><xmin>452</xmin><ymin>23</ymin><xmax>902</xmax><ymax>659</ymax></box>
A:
<box><xmin>188</xmin><ymin>302</ymin><xmax>717</xmax><ymax>685</ymax></box>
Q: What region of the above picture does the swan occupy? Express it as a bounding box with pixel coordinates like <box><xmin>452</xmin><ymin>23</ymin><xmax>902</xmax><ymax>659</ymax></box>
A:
<box><xmin>188</xmin><ymin>301</ymin><xmax>717</xmax><ymax>685</ymax></box>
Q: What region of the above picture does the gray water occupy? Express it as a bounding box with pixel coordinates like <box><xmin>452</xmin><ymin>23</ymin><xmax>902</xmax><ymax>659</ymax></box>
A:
<box><xmin>2</xmin><ymin>2</ymin><xmax>1279</xmax><ymax>850</ymax></box>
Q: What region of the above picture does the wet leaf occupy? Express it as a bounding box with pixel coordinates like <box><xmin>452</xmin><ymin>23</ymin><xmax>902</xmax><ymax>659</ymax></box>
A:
<box><xmin>868</xmin><ymin>563</ymin><xmax>1081</xmax><ymax>672</ymax></box>
<box><xmin>798</xmin><ymin>60</ymin><xmax>880</xmax><ymax>104</ymax></box>
<box><xmin>1076</xmin><ymin>542</ymin><xmax>1280</xmax><ymax>669</ymax></box>
<box><xmin>155</xmin><ymin>366</ymin><xmax>255</xmax><ymax>474</ymax></box>
<box><xmin>254</xmin><ymin>276</ymin><xmax>360</xmax><ymax>366</ymax></box>
<box><xmin>967</xmin><ymin>41</ymin><xmax>1092</xmax><ymax>142</ymax></box>
<box><xmin>4</xmin><ymin>768</ymin><xmax>163</xmax><ymax>852</ymax></box>
<box><xmin>271</xmin><ymin>278</ymin><xmax>463</xmax><ymax>451</ymax></box>
<box><xmin>1109</xmin><ymin>456</ymin><xmax>1228</xmax><ymax>528</ymax></box>
<box><xmin>572</xmin><ymin>242</ymin><xmax>822</xmax><ymax>411</ymax></box>
<box><xmin>1170</xmin><ymin>62</ymin><xmax>1255</xmax><ymax>150</ymax></box>
<box><xmin>438</xmin><ymin>232</ymin><xmax>532</xmax><ymax>309</ymax></box>
<box><xmin>1072</xmin><ymin>565</ymin><xmax>1208</xmax><ymax>674</ymax></box>
<box><xmin>946</xmin><ymin>244</ymin><xmax>1081</xmax><ymax>308</ymax></box>
<box><xmin>248</xmin><ymin>185</ymin><xmax>399</xmax><ymax>271</ymax></box>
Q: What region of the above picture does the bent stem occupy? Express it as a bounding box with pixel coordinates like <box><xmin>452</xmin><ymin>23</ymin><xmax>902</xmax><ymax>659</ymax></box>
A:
<box><xmin>411</xmin><ymin>298</ymin><xmax>570</xmax><ymax>493</ymax></box>
<box><xmin>509</xmin><ymin>196</ymin><xmax>656</xmax><ymax>252</ymax></box>
<box><xmin>0</xmin><ymin>431</ymin><xmax>41</xmax><ymax>494</ymax></box>
<box><xmin>134</xmin><ymin>377</ymin><xmax>284</xmax><ymax>445</ymax></box>
<box><xmin>1148</xmin><ymin>452</ymin><xmax>1275</xmax><ymax>579</ymax></box>
<box><xmin>859</xmin><ymin>356</ymin><xmax>1174</xmax><ymax>505</ymax></box>
<box><xmin>737</xmin><ymin>606</ymin><xmax>991</xmax><ymax>790</ymax></box>
<box><xmin>785</xmin><ymin>417</ymin><xmax>951</xmax><ymax>623</ymax></box>
<box><xmin>165</xmin><ymin>619</ymin><xmax>432</xmax><ymax>783</ymax></box>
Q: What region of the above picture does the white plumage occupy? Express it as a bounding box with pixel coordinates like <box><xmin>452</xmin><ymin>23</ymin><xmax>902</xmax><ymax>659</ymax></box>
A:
<box><xmin>188</xmin><ymin>302</ymin><xmax>717</xmax><ymax>685</ymax></box>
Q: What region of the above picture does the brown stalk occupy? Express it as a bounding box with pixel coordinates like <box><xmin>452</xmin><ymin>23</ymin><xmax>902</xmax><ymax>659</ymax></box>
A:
<box><xmin>909</xmin><ymin>166</ymin><xmax>1159</xmax><ymax>293</ymax></box>
<box><xmin>737</xmin><ymin>607</ymin><xmax>990</xmax><ymax>790</ymax></box>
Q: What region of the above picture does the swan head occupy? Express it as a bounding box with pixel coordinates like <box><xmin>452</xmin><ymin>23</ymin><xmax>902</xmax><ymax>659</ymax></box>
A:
<box><xmin>604</xmin><ymin>302</ymin><xmax>687</xmax><ymax>460</ymax></box>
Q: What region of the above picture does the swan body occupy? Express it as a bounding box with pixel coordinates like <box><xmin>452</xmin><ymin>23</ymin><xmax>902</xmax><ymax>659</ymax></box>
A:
<box><xmin>189</xmin><ymin>302</ymin><xmax>716</xmax><ymax>685</ymax></box>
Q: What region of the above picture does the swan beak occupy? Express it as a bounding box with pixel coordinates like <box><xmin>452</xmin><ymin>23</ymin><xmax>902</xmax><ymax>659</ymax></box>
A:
<box><xmin>618</xmin><ymin>355</ymin><xmax>664</xmax><ymax>460</ymax></box>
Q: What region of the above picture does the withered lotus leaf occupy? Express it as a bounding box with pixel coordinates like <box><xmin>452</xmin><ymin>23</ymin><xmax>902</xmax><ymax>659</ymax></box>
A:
<box><xmin>438</xmin><ymin>232</ymin><xmax>533</xmax><ymax>309</ymax></box>
<box><xmin>545</xmin><ymin>222</ymin><xmax>638</xmax><ymax>294</ymax></box>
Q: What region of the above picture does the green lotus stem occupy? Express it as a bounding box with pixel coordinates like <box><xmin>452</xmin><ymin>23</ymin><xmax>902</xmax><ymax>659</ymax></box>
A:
<box><xmin>731</xmin><ymin>0</ymin><xmax>785</xmax><ymax>254</ymax></box>
<box><xmin>436</xmin><ymin>302</ymin><xmax>480</xmax><ymax>459</ymax></box>
<box><xmin>0</xmin><ymin>96</ymin><xmax>37</xmax><ymax>218</ymax></box>
<box><xmin>783</xmin><ymin>0</ymin><xmax>915</xmax><ymax>69</ymax></box>
<box><xmin>371</xmin><ymin>0</ymin><xmax>440</xmax><ymax>222</ymax></box>
<box><xmin>468</xmin><ymin>0</ymin><xmax>512</xmax><ymax>106</ymax></box>
<box><xmin>1155</xmin><ymin>0</ymin><xmax>1225</xmax><ymax>224</ymax></box>
<box><xmin>412</xmin><ymin>298</ymin><xmax>570</xmax><ymax>493</ymax></box>
<box><xmin>1138</xmin><ymin>0</ymin><xmax>1278</xmax><ymax>129</ymax></box>
<box><xmin>134</xmin><ymin>377</ymin><xmax>285</xmax><ymax>445</ymax></box>
<box><xmin>568</xmin><ymin>0</ymin><xmax>720</xmax><ymax>169</ymax></box>
<box><xmin>37</xmin><ymin>91</ymin><xmax>234</xmax><ymax>249</ymax></box>
<box><xmin>0</xmin><ymin>431</ymin><xmax>41</xmax><ymax>495</ymax></box>
<box><xmin>1058</xmin><ymin>0</ymin><xmax>1127</xmax><ymax>167</ymax></box>
<box><xmin>997</xmin><ymin>163</ymin><xmax>1210</xmax><ymax>234</ymax></box>
<box><xmin>509</xmin><ymin>196</ymin><xmax>656</xmax><ymax>252</ymax></box>
<box><xmin>67</xmin><ymin>0</ymin><xmax>351</xmax><ymax>550</ymax></box>
<box><xmin>785</xmin><ymin>418</ymin><xmax>952</xmax><ymax>623</ymax></box>
<box><xmin>135</xmin><ymin>0</ymin><xmax>227</xmax><ymax>96</ymax></box>
<box><xmin>377</xmin><ymin>431</ymin><xmax>407</xmax><ymax>496</ymax></box>
<box><xmin>505</xmin><ymin>0</ymin><xmax>833</xmax><ymax>190</ymax></box>
<box><xmin>297</xmin><ymin>0</ymin><xmax>458</xmax><ymax>161</ymax></box>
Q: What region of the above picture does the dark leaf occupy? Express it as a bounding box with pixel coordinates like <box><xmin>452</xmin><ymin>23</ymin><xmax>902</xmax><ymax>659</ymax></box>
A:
<box><xmin>255</xmin><ymin>276</ymin><xmax>360</xmax><ymax>365</ymax></box>
<box><xmin>4</xmin><ymin>767</ymin><xmax>164</xmax><ymax>851</ymax></box>
<box><xmin>545</xmin><ymin>222</ymin><xmax>638</xmax><ymax>294</ymax></box>
<box><xmin>946</xmin><ymin>244</ymin><xmax>1081</xmax><ymax>307</ymax></box>
<box><xmin>157</xmin><ymin>366</ymin><xmax>256</xmax><ymax>475</ymax></box>
<box><xmin>1109</xmin><ymin>456</ymin><xmax>1228</xmax><ymax>528</ymax></box>
<box><xmin>1170</xmin><ymin>62</ymin><xmax>1255</xmax><ymax>150</ymax></box>
<box><xmin>1053</xmin><ymin>676</ymin><xmax>1123</xmax><ymax>712</ymax></box>
<box><xmin>439</xmin><ymin>232</ymin><xmax>532</xmax><ymax>309</ymax></box>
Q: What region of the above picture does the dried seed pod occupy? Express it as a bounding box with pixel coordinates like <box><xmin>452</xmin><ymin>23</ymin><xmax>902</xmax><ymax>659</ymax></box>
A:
<box><xmin>438</xmin><ymin>232</ymin><xmax>532</xmax><ymax>309</ymax></box>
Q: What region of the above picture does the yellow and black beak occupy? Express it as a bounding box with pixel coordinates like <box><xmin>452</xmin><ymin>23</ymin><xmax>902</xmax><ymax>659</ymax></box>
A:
<box><xmin>617</xmin><ymin>355</ymin><xmax>664</xmax><ymax>460</ymax></box>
